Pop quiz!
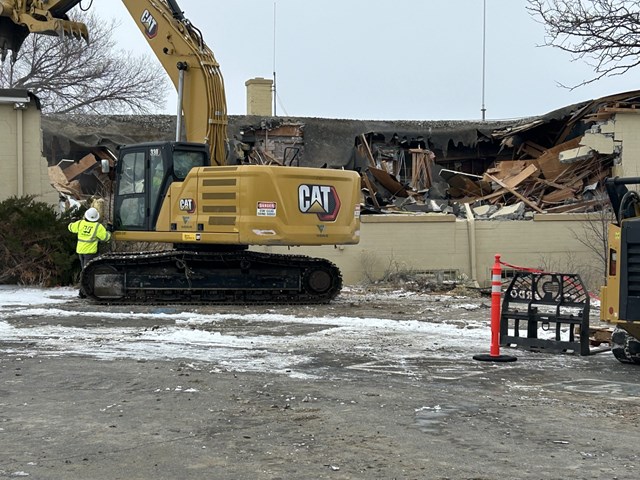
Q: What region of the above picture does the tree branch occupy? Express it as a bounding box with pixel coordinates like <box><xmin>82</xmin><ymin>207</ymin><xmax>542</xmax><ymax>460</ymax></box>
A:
<box><xmin>0</xmin><ymin>10</ymin><xmax>169</xmax><ymax>114</ymax></box>
<box><xmin>528</xmin><ymin>0</ymin><xmax>640</xmax><ymax>88</ymax></box>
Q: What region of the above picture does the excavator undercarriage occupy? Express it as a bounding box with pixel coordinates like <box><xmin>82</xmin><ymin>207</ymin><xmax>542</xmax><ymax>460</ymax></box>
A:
<box><xmin>82</xmin><ymin>250</ymin><xmax>343</xmax><ymax>304</ymax></box>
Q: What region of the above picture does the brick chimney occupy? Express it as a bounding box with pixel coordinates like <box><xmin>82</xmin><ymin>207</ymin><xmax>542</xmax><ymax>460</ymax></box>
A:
<box><xmin>245</xmin><ymin>77</ymin><xmax>273</xmax><ymax>116</ymax></box>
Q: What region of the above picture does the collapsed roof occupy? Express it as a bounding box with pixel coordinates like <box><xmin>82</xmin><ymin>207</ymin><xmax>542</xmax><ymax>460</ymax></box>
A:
<box><xmin>357</xmin><ymin>90</ymin><xmax>640</xmax><ymax>217</ymax></box>
<box><xmin>40</xmin><ymin>90</ymin><xmax>640</xmax><ymax>218</ymax></box>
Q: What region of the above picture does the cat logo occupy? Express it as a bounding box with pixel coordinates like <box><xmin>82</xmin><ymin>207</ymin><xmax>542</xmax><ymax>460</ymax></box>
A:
<box><xmin>298</xmin><ymin>184</ymin><xmax>341</xmax><ymax>221</ymax></box>
<box><xmin>179</xmin><ymin>198</ymin><xmax>196</xmax><ymax>214</ymax></box>
<box><xmin>140</xmin><ymin>10</ymin><xmax>158</xmax><ymax>39</ymax></box>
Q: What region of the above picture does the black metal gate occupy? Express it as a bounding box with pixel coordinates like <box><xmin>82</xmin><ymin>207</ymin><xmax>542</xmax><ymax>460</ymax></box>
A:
<box><xmin>499</xmin><ymin>272</ymin><xmax>591</xmax><ymax>356</ymax></box>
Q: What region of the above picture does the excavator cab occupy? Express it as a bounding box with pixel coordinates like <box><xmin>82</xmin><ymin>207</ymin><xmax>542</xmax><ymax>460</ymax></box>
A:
<box><xmin>114</xmin><ymin>141</ymin><xmax>208</xmax><ymax>231</ymax></box>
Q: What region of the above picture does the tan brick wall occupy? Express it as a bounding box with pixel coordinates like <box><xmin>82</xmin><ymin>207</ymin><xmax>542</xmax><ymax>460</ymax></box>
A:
<box><xmin>255</xmin><ymin>214</ymin><xmax>603</xmax><ymax>289</ymax></box>
<box><xmin>0</xmin><ymin>103</ymin><xmax>18</xmax><ymax>199</ymax></box>
<box><xmin>613</xmin><ymin>113</ymin><xmax>640</xmax><ymax>177</ymax></box>
<box><xmin>0</xmin><ymin>101</ymin><xmax>56</xmax><ymax>205</ymax></box>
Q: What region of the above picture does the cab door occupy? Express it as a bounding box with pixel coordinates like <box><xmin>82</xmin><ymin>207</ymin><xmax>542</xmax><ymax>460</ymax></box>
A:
<box><xmin>115</xmin><ymin>148</ymin><xmax>149</xmax><ymax>231</ymax></box>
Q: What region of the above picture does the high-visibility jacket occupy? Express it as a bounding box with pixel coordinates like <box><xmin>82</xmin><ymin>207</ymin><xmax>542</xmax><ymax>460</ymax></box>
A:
<box><xmin>68</xmin><ymin>219</ymin><xmax>111</xmax><ymax>254</ymax></box>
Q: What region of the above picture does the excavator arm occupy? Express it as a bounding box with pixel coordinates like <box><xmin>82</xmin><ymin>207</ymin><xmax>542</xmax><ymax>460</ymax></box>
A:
<box><xmin>119</xmin><ymin>0</ymin><xmax>227</xmax><ymax>165</ymax></box>
<box><xmin>0</xmin><ymin>0</ymin><xmax>227</xmax><ymax>165</ymax></box>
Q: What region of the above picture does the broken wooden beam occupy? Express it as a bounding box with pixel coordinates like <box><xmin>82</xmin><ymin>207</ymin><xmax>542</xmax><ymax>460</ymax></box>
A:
<box><xmin>60</xmin><ymin>153</ymin><xmax>98</xmax><ymax>182</ymax></box>
<box><xmin>485</xmin><ymin>173</ymin><xmax>545</xmax><ymax>213</ymax></box>
<box><xmin>360</xmin><ymin>134</ymin><xmax>377</xmax><ymax>167</ymax></box>
<box><xmin>535</xmin><ymin>137</ymin><xmax>582</xmax><ymax>180</ymax></box>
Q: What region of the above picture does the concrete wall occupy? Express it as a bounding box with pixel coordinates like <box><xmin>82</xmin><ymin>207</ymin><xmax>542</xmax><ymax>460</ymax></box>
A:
<box><xmin>256</xmin><ymin>214</ymin><xmax>603</xmax><ymax>290</ymax></box>
<box><xmin>0</xmin><ymin>95</ymin><xmax>56</xmax><ymax>205</ymax></box>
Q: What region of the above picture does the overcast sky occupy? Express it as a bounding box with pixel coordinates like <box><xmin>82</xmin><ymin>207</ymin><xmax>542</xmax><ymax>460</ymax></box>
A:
<box><xmin>88</xmin><ymin>0</ymin><xmax>640</xmax><ymax>121</ymax></box>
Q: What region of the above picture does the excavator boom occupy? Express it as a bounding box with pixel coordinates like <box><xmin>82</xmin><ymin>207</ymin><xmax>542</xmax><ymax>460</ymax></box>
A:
<box><xmin>119</xmin><ymin>0</ymin><xmax>227</xmax><ymax>164</ymax></box>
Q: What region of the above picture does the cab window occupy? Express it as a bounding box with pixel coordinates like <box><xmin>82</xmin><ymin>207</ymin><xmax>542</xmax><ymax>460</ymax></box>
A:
<box><xmin>119</xmin><ymin>152</ymin><xmax>146</xmax><ymax>195</ymax></box>
<box><xmin>117</xmin><ymin>151</ymin><xmax>146</xmax><ymax>229</ymax></box>
<box><xmin>173</xmin><ymin>150</ymin><xmax>206</xmax><ymax>180</ymax></box>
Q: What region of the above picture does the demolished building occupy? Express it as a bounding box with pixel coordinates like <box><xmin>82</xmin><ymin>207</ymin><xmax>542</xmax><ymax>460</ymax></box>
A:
<box><xmin>39</xmin><ymin>90</ymin><xmax>639</xmax><ymax>223</ymax></box>
<box><xmin>354</xmin><ymin>91</ymin><xmax>637</xmax><ymax>218</ymax></box>
<box><xmin>9</xmin><ymin>90</ymin><xmax>639</xmax><ymax>287</ymax></box>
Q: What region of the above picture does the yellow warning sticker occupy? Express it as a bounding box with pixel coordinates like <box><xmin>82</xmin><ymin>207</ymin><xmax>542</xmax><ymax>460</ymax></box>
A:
<box><xmin>182</xmin><ymin>233</ymin><xmax>201</xmax><ymax>241</ymax></box>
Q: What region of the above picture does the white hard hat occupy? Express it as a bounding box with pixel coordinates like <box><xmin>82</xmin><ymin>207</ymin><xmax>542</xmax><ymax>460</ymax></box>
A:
<box><xmin>84</xmin><ymin>207</ymin><xmax>100</xmax><ymax>222</ymax></box>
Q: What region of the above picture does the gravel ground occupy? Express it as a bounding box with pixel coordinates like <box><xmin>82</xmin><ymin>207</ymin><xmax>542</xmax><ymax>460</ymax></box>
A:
<box><xmin>0</xmin><ymin>285</ymin><xmax>639</xmax><ymax>480</ymax></box>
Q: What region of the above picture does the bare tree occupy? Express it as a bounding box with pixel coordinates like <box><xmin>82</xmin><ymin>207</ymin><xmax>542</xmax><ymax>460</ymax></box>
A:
<box><xmin>0</xmin><ymin>10</ymin><xmax>169</xmax><ymax>114</ymax></box>
<box><xmin>528</xmin><ymin>0</ymin><xmax>640</xmax><ymax>88</ymax></box>
<box><xmin>569</xmin><ymin>193</ymin><xmax>614</xmax><ymax>287</ymax></box>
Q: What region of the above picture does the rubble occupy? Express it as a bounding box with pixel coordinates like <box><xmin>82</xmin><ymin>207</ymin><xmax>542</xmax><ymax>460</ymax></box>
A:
<box><xmin>354</xmin><ymin>91</ymin><xmax>640</xmax><ymax>218</ymax></box>
<box><xmin>47</xmin><ymin>148</ymin><xmax>115</xmax><ymax>211</ymax></box>
<box><xmin>42</xmin><ymin>91</ymin><xmax>640</xmax><ymax>220</ymax></box>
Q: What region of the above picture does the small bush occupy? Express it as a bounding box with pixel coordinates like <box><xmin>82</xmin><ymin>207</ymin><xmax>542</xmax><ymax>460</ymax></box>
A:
<box><xmin>0</xmin><ymin>196</ymin><xmax>80</xmax><ymax>286</ymax></box>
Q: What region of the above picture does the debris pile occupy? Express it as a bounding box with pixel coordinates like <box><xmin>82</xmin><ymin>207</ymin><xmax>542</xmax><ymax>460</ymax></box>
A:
<box><xmin>232</xmin><ymin>120</ymin><xmax>305</xmax><ymax>166</ymax></box>
<box><xmin>47</xmin><ymin>148</ymin><xmax>115</xmax><ymax>210</ymax></box>
<box><xmin>358</xmin><ymin>138</ymin><xmax>612</xmax><ymax>218</ymax></box>
<box><xmin>355</xmin><ymin>91</ymin><xmax>640</xmax><ymax>218</ymax></box>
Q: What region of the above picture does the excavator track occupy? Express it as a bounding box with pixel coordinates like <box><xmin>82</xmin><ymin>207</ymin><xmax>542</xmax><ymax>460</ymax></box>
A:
<box><xmin>80</xmin><ymin>250</ymin><xmax>342</xmax><ymax>305</ymax></box>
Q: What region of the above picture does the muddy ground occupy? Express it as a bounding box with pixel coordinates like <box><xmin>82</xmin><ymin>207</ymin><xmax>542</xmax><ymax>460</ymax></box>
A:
<box><xmin>0</xmin><ymin>286</ymin><xmax>639</xmax><ymax>480</ymax></box>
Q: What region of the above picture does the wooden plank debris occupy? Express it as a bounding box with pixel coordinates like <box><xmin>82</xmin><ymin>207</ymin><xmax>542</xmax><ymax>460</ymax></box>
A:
<box><xmin>360</xmin><ymin>134</ymin><xmax>377</xmax><ymax>167</ymax></box>
<box><xmin>519</xmin><ymin>141</ymin><xmax>546</xmax><ymax>159</ymax></box>
<box><xmin>541</xmin><ymin>187</ymin><xmax>576</xmax><ymax>204</ymax></box>
<box><xmin>501</xmin><ymin>163</ymin><xmax>540</xmax><ymax>189</ymax></box>
<box><xmin>362</xmin><ymin>173</ymin><xmax>381</xmax><ymax>209</ymax></box>
<box><xmin>369</xmin><ymin>167</ymin><xmax>409</xmax><ymax>198</ymax></box>
<box><xmin>409</xmin><ymin>148</ymin><xmax>435</xmax><ymax>191</ymax></box>
<box><xmin>535</xmin><ymin>137</ymin><xmax>583</xmax><ymax>180</ymax></box>
<box><xmin>60</xmin><ymin>153</ymin><xmax>98</xmax><ymax>181</ymax></box>
<box><xmin>485</xmin><ymin>173</ymin><xmax>545</xmax><ymax>213</ymax></box>
<box><xmin>440</xmin><ymin>169</ymin><xmax>491</xmax><ymax>197</ymax></box>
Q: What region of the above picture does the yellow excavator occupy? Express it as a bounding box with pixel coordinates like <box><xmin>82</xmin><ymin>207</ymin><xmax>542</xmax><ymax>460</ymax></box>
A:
<box><xmin>600</xmin><ymin>177</ymin><xmax>640</xmax><ymax>363</ymax></box>
<box><xmin>0</xmin><ymin>0</ymin><xmax>361</xmax><ymax>303</ymax></box>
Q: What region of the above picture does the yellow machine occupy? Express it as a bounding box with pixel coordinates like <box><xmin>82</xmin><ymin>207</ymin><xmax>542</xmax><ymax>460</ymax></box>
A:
<box><xmin>0</xmin><ymin>0</ymin><xmax>361</xmax><ymax>303</ymax></box>
<box><xmin>600</xmin><ymin>177</ymin><xmax>640</xmax><ymax>363</ymax></box>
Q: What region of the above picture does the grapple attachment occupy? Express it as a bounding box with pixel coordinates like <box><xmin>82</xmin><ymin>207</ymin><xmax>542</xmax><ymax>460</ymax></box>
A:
<box><xmin>0</xmin><ymin>0</ymin><xmax>88</xmax><ymax>61</ymax></box>
<box><xmin>0</xmin><ymin>16</ymin><xmax>28</xmax><ymax>61</ymax></box>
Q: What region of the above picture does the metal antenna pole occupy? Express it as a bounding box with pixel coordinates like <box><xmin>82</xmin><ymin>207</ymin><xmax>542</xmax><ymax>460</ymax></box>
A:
<box><xmin>481</xmin><ymin>0</ymin><xmax>487</xmax><ymax>121</ymax></box>
<box><xmin>273</xmin><ymin>1</ymin><xmax>277</xmax><ymax>116</ymax></box>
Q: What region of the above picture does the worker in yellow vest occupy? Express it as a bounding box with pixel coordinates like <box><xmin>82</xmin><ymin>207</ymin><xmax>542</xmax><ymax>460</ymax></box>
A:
<box><xmin>68</xmin><ymin>207</ymin><xmax>111</xmax><ymax>269</ymax></box>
